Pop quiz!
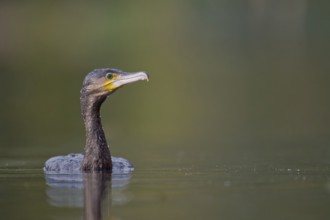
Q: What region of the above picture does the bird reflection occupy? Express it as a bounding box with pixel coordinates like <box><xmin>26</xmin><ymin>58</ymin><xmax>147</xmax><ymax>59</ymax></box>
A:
<box><xmin>84</xmin><ymin>173</ymin><xmax>111</xmax><ymax>220</ymax></box>
<box><xmin>45</xmin><ymin>172</ymin><xmax>132</xmax><ymax>220</ymax></box>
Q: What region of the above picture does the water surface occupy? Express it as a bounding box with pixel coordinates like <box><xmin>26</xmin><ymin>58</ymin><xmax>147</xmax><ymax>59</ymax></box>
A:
<box><xmin>1</xmin><ymin>160</ymin><xmax>330</xmax><ymax>220</ymax></box>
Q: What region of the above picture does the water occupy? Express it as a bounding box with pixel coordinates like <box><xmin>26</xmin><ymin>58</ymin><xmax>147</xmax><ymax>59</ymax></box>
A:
<box><xmin>1</xmin><ymin>1</ymin><xmax>330</xmax><ymax>219</ymax></box>
<box><xmin>1</xmin><ymin>163</ymin><xmax>330</xmax><ymax>220</ymax></box>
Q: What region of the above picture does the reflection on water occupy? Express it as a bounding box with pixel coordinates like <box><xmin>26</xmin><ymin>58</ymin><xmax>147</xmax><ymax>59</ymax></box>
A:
<box><xmin>1</xmin><ymin>165</ymin><xmax>330</xmax><ymax>220</ymax></box>
<box><xmin>45</xmin><ymin>172</ymin><xmax>132</xmax><ymax>219</ymax></box>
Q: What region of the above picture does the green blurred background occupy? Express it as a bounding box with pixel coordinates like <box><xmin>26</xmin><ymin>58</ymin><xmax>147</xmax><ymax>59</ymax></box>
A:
<box><xmin>0</xmin><ymin>0</ymin><xmax>330</xmax><ymax>169</ymax></box>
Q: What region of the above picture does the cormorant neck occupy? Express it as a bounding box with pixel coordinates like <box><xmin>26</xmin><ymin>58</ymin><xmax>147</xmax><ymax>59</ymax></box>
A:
<box><xmin>80</xmin><ymin>93</ymin><xmax>112</xmax><ymax>171</ymax></box>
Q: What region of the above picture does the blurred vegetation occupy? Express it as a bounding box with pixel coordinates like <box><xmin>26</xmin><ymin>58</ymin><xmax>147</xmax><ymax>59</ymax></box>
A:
<box><xmin>0</xmin><ymin>1</ymin><xmax>330</xmax><ymax>167</ymax></box>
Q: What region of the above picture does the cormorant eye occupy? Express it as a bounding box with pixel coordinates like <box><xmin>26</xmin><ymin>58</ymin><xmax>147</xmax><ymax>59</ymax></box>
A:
<box><xmin>106</xmin><ymin>73</ymin><xmax>113</xmax><ymax>80</ymax></box>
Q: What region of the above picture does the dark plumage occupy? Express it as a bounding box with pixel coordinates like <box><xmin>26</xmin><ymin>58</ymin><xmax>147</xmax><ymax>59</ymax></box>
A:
<box><xmin>44</xmin><ymin>68</ymin><xmax>148</xmax><ymax>174</ymax></box>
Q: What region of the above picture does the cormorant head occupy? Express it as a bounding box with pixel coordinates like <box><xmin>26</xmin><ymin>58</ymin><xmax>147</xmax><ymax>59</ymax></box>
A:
<box><xmin>81</xmin><ymin>68</ymin><xmax>149</xmax><ymax>97</ymax></box>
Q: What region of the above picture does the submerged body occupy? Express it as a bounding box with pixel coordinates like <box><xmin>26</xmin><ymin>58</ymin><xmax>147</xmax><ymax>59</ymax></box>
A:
<box><xmin>44</xmin><ymin>154</ymin><xmax>134</xmax><ymax>174</ymax></box>
<box><xmin>43</xmin><ymin>68</ymin><xmax>148</xmax><ymax>174</ymax></box>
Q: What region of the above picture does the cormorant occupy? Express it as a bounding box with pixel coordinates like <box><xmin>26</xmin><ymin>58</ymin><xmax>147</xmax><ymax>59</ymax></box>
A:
<box><xmin>43</xmin><ymin>68</ymin><xmax>149</xmax><ymax>174</ymax></box>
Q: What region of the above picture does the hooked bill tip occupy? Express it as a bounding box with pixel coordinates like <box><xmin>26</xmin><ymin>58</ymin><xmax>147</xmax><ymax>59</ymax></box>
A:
<box><xmin>137</xmin><ymin>71</ymin><xmax>149</xmax><ymax>82</ymax></box>
<box><xmin>144</xmin><ymin>72</ymin><xmax>149</xmax><ymax>82</ymax></box>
